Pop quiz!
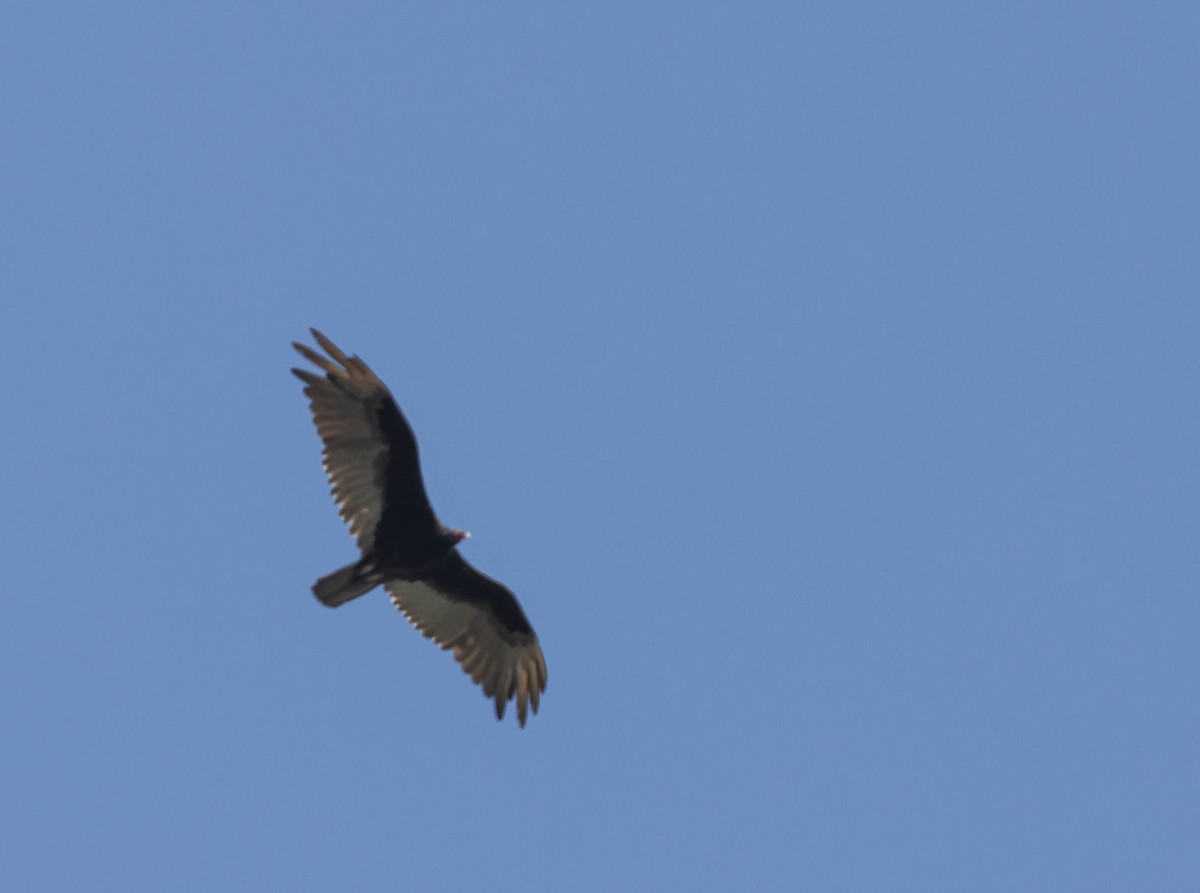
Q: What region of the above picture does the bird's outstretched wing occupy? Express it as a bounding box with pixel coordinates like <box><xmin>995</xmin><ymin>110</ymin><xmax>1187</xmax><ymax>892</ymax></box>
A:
<box><xmin>385</xmin><ymin>552</ymin><xmax>548</xmax><ymax>727</ymax></box>
<box><xmin>291</xmin><ymin>328</ymin><xmax>434</xmax><ymax>553</ymax></box>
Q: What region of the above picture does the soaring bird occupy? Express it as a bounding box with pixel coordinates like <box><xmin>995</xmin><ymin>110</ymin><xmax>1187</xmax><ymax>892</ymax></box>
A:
<box><xmin>292</xmin><ymin>329</ymin><xmax>546</xmax><ymax>726</ymax></box>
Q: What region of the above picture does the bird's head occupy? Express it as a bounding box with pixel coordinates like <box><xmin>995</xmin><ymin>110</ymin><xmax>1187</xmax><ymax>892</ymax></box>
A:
<box><xmin>444</xmin><ymin>526</ymin><xmax>471</xmax><ymax>545</ymax></box>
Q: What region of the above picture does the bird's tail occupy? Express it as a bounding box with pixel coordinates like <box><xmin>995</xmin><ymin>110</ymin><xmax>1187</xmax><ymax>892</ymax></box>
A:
<box><xmin>312</xmin><ymin>561</ymin><xmax>380</xmax><ymax>607</ymax></box>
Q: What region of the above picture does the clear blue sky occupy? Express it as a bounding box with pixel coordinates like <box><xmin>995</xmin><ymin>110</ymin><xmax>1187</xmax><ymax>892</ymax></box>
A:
<box><xmin>2</xmin><ymin>4</ymin><xmax>1197</xmax><ymax>891</ymax></box>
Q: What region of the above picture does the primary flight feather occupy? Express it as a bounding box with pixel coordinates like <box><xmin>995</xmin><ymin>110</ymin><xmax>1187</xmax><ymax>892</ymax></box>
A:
<box><xmin>292</xmin><ymin>329</ymin><xmax>547</xmax><ymax>726</ymax></box>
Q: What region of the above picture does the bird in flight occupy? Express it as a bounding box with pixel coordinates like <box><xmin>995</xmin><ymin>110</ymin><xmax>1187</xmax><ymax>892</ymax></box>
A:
<box><xmin>292</xmin><ymin>329</ymin><xmax>547</xmax><ymax>726</ymax></box>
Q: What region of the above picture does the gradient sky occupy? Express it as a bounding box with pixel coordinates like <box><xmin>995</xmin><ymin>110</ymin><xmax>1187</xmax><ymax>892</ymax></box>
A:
<box><xmin>3</xmin><ymin>4</ymin><xmax>1197</xmax><ymax>891</ymax></box>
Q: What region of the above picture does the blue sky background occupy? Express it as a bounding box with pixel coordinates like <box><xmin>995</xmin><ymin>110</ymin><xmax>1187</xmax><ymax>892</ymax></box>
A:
<box><xmin>2</xmin><ymin>3</ymin><xmax>1197</xmax><ymax>890</ymax></box>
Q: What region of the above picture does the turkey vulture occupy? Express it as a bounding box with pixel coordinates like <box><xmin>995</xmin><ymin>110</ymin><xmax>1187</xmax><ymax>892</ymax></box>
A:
<box><xmin>291</xmin><ymin>329</ymin><xmax>547</xmax><ymax>726</ymax></box>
